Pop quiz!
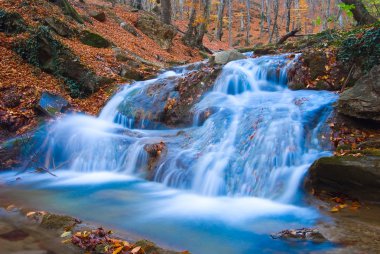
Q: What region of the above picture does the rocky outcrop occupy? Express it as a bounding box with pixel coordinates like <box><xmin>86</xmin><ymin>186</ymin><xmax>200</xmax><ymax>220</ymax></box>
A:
<box><xmin>79</xmin><ymin>30</ymin><xmax>111</xmax><ymax>48</ymax></box>
<box><xmin>50</xmin><ymin>0</ymin><xmax>84</xmax><ymax>24</ymax></box>
<box><xmin>13</xmin><ymin>26</ymin><xmax>111</xmax><ymax>97</ymax></box>
<box><xmin>44</xmin><ymin>17</ymin><xmax>74</xmax><ymax>37</ymax></box>
<box><xmin>135</xmin><ymin>14</ymin><xmax>177</xmax><ymax>50</ymax></box>
<box><xmin>337</xmin><ymin>65</ymin><xmax>380</xmax><ymax>121</ymax></box>
<box><xmin>120</xmin><ymin>22</ymin><xmax>139</xmax><ymax>36</ymax></box>
<box><xmin>305</xmin><ymin>156</ymin><xmax>380</xmax><ymax>202</ymax></box>
<box><xmin>88</xmin><ymin>10</ymin><xmax>106</xmax><ymax>22</ymax></box>
<box><xmin>117</xmin><ymin>65</ymin><xmax>221</xmax><ymax>128</ymax></box>
<box><xmin>210</xmin><ymin>49</ymin><xmax>247</xmax><ymax>65</ymax></box>
<box><xmin>0</xmin><ymin>10</ymin><xmax>27</xmax><ymax>34</ymax></box>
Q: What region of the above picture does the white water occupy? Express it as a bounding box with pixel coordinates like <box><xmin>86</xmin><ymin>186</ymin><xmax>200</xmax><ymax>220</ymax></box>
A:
<box><xmin>1</xmin><ymin>54</ymin><xmax>338</xmax><ymax>254</ymax></box>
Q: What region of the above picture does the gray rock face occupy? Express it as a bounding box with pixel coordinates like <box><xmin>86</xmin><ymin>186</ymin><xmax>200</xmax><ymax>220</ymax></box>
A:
<box><xmin>305</xmin><ymin>156</ymin><xmax>380</xmax><ymax>202</ymax></box>
<box><xmin>337</xmin><ymin>65</ymin><xmax>380</xmax><ymax>121</ymax></box>
<box><xmin>135</xmin><ymin>14</ymin><xmax>177</xmax><ymax>50</ymax></box>
<box><xmin>211</xmin><ymin>50</ymin><xmax>247</xmax><ymax>65</ymax></box>
<box><xmin>120</xmin><ymin>22</ymin><xmax>138</xmax><ymax>36</ymax></box>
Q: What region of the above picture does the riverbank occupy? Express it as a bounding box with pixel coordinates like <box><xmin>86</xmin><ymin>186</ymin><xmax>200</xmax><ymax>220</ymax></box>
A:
<box><xmin>0</xmin><ymin>196</ymin><xmax>185</xmax><ymax>254</ymax></box>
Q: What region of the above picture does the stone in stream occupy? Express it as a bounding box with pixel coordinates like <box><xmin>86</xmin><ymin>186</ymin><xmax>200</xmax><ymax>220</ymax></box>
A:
<box><xmin>116</xmin><ymin>65</ymin><xmax>222</xmax><ymax>128</ymax></box>
<box><xmin>271</xmin><ymin>228</ymin><xmax>327</xmax><ymax>243</ymax></box>
<box><xmin>210</xmin><ymin>49</ymin><xmax>247</xmax><ymax>65</ymax></box>
<box><xmin>36</xmin><ymin>92</ymin><xmax>70</xmax><ymax>117</ymax></box>
<box><xmin>305</xmin><ymin>156</ymin><xmax>380</xmax><ymax>202</ymax></box>
<box><xmin>144</xmin><ymin>142</ymin><xmax>167</xmax><ymax>179</ymax></box>
<box><xmin>337</xmin><ymin>65</ymin><xmax>380</xmax><ymax>121</ymax></box>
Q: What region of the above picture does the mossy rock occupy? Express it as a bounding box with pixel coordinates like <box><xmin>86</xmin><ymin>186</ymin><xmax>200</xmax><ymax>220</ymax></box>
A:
<box><xmin>135</xmin><ymin>240</ymin><xmax>182</xmax><ymax>254</ymax></box>
<box><xmin>13</xmin><ymin>26</ymin><xmax>111</xmax><ymax>97</ymax></box>
<box><xmin>0</xmin><ymin>9</ymin><xmax>27</xmax><ymax>34</ymax></box>
<box><xmin>51</xmin><ymin>0</ymin><xmax>84</xmax><ymax>24</ymax></box>
<box><xmin>40</xmin><ymin>213</ymin><xmax>76</xmax><ymax>230</ymax></box>
<box><xmin>79</xmin><ymin>30</ymin><xmax>111</xmax><ymax>48</ymax></box>
<box><xmin>44</xmin><ymin>17</ymin><xmax>74</xmax><ymax>37</ymax></box>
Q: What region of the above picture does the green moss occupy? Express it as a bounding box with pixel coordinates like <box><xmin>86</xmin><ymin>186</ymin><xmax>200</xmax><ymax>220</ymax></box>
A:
<box><xmin>337</xmin><ymin>26</ymin><xmax>380</xmax><ymax>73</ymax></box>
<box><xmin>79</xmin><ymin>30</ymin><xmax>111</xmax><ymax>48</ymax></box>
<box><xmin>40</xmin><ymin>213</ymin><xmax>75</xmax><ymax>230</ymax></box>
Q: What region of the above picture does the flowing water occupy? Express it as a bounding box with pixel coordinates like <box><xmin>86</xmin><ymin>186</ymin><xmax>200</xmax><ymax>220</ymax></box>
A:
<box><xmin>0</xmin><ymin>54</ymin><xmax>338</xmax><ymax>253</ymax></box>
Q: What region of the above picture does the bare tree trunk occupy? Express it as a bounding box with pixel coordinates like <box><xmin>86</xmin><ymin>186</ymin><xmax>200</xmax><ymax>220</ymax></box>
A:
<box><xmin>183</xmin><ymin>0</ymin><xmax>198</xmax><ymax>46</ymax></box>
<box><xmin>216</xmin><ymin>0</ymin><xmax>226</xmax><ymax>40</ymax></box>
<box><xmin>266</xmin><ymin>0</ymin><xmax>271</xmax><ymax>39</ymax></box>
<box><xmin>245</xmin><ymin>0</ymin><xmax>251</xmax><ymax>46</ymax></box>
<box><xmin>260</xmin><ymin>0</ymin><xmax>265</xmax><ymax>35</ymax></box>
<box><xmin>269</xmin><ymin>0</ymin><xmax>279</xmax><ymax>43</ymax></box>
<box><xmin>161</xmin><ymin>0</ymin><xmax>172</xmax><ymax>24</ymax></box>
<box><xmin>340</xmin><ymin>0</ymin><xmax>378</xmax><ymax>25</ymax></box>
<box><xmin>285</xmin><ymin>0</ymin><xmax>292</xmax><ymax>32</ymax></box>
<box><xmin>228</xmin><ymin>0</ymin><xmax>233</xmax><ymax>47</ymax></box>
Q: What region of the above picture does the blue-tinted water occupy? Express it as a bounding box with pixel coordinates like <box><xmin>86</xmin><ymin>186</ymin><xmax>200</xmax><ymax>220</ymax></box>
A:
<box><xmin>0</xmin><ymin>54</ymin><xmax>338</xmax><ymax>253</ymax></box>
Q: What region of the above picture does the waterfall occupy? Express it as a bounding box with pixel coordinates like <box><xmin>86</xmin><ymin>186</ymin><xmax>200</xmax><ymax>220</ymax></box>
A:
<box><xmin>33</xmin><ymin>54</ymin><xmax>337</xmax><ymax>202</ymax></box>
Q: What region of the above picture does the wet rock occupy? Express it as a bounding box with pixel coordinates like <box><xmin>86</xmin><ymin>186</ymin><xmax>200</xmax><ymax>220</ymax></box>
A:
<box><xmin>337</xmin><ymin>65</ymin><xmax>380</xmax><ymax>121</ymax></box>
<box><xmin>88</xmin><ymin>10</ymin><xmax>106</xmax><ymax>22</ymax></box>
<box><xmin>36</xmin><ymin>92</ymin><xmax>70</xmax><ymax>117</ymax></box>
<box><xmin>79</xmin><ymin>30</ymin><xmax>111</xmax><ymax>48</ymax></box>
<box><xmin>40</xmin><ymin>213</ymin><xmax>77</xmax><ymax>230</ymax></box>
<box><xmin>44</xmin><ymin>17</ymin><xmax>74</xmax><ymax>37</ymax></box>
<box><xmin>358</xmin><ymin>138</ymin><xmax>380</xmax><ymax>149</ymax></box>
<box><xmin>210</xmin><ymin>49</ymin><xmax>247</xmax><ymax>65</ymax></box>
<box><xmin>0</xmin><ymin>136</ymin><xmax>23</xmax><ymax>168</ymax></box>
<box><xmin>305</xmin><ymin>156</ymin><xmax>380</xmax><ymax>202</ymax></box>
<box><xmin>0</xmin><ymin>229</ymin><xmax>29</xmax><ymax>241</ymax></box>
<box><xmin>0</xmin><ymin>10</ymin><xmax>27</xmax><ymax>34</ymax></box>
<box><xmin>14</xmin><ymin>26</ymin><xmax>111</xmax><ymax>97</ymax></box>
<box><xmin>271</xmin><ymin>228</ymin><xmax>326</xmax><ymax>243</ymax></box>
<box><xmin>117</xmin><ymin>65</ymin><xmax>221</xmax><ymax>128</ymax></box>
<box><xmin>144</xmin><ymin>142</ymin><xmax>167</xmax><ymax>179</ymax></box>
<box><xmin>120</xmin><ymin>22</ymin><xmax>138</xmax><ymax>36</ymax></box>
<box><xmin>135</xmin><ymin>14</ymin><xmax>177</xmax><ymax>50</ymax></box>
<box><xmin>134</xmin><ymin>239</ymin><xmax>181</xmax><ymax>254</ymax></box>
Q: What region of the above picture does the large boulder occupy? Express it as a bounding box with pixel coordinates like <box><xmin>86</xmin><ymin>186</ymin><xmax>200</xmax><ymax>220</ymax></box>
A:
<box><xmin>79</xmin><ymin>30</ymin><xmax>111</xmax><ymax>48</ymax></box>
<box><xmin>305</xmin><ymin>156</ymin><xmax>380</xmax><ymax>202</ymax></box>
<box><xmin>88</xmin><ymin>11</ymin><xmax>106</xmax><ymax>22</ymax></box>
<box><xmin>337</xmin><ymin>65</ymin><xmax>380</xmax><ymax>121</ymax></box>
<box><xmin>211</xmin><ymin>49</ymin><xmax>247</xmax><ymax>65</ymax></box>
<box><xmin>135</xmin><ymin>14</ymin><xmax>177</xmax><ymax>50</ymax></box>
<box><xmin>116</xmin><ymin>65</ymin><xmax>222</xmax><ymax>128</ymax></box>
